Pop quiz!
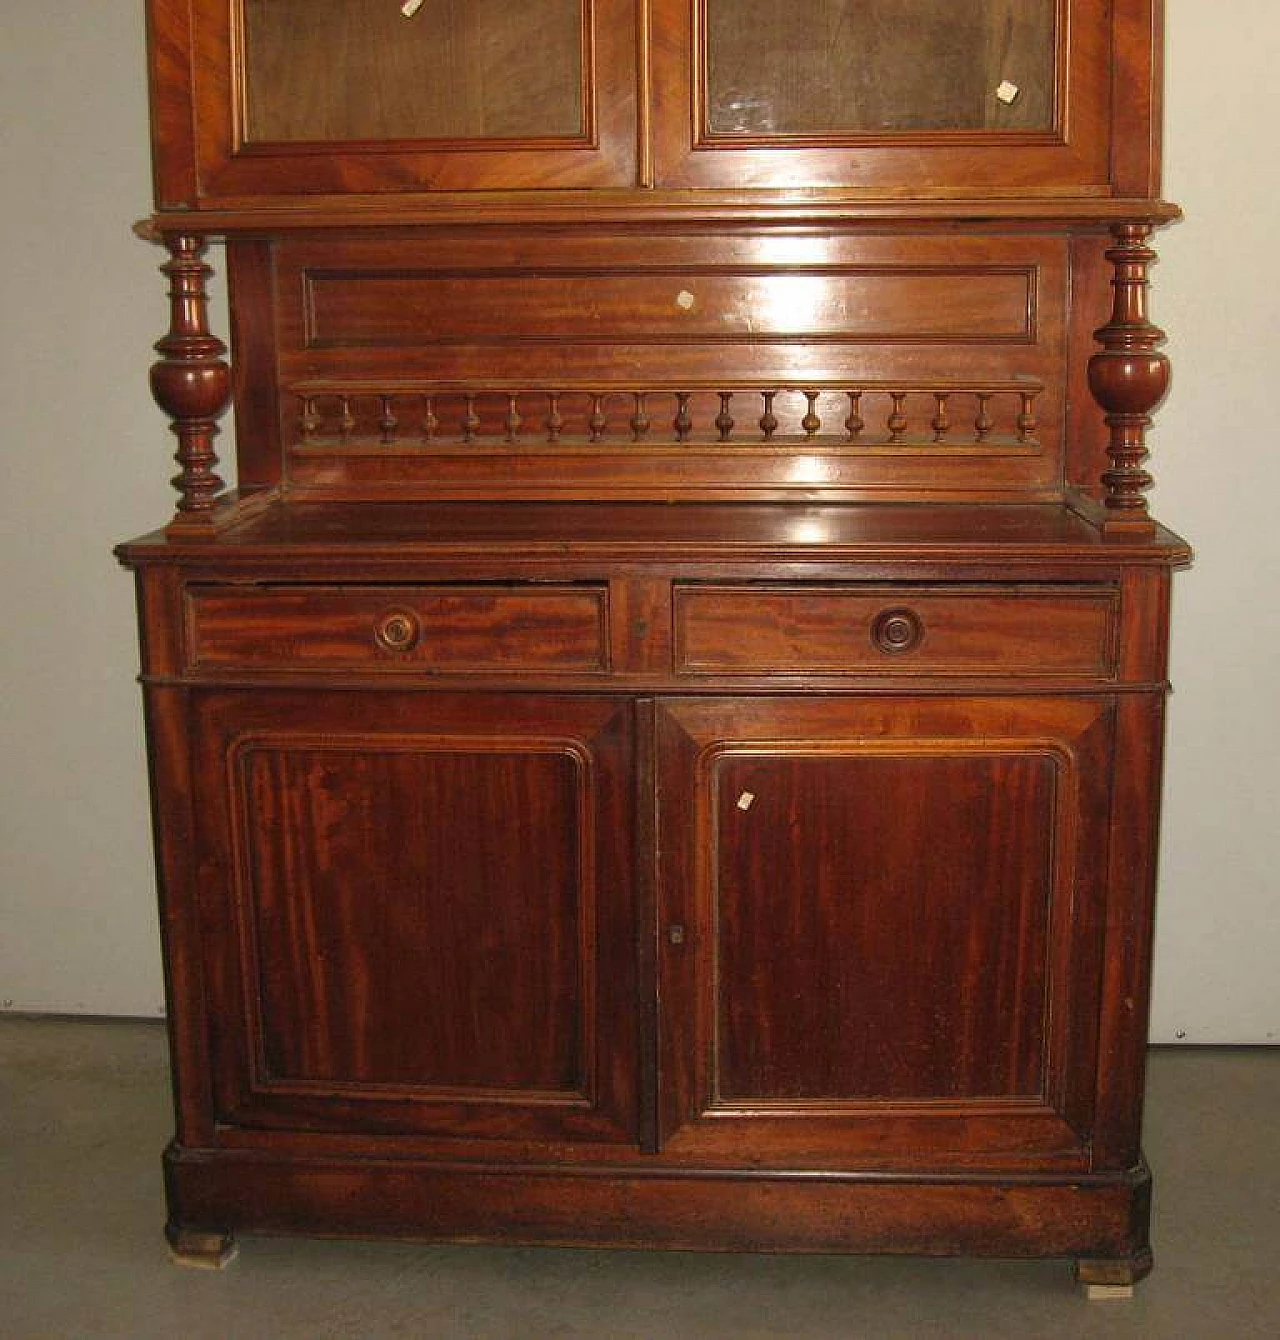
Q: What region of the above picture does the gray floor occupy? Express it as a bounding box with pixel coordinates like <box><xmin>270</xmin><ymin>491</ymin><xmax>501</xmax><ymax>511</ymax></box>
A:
<box><xmin>2</xmin><ymin>1020</ymin><xmax>1276</xmax><ymax>1339</ymax></box>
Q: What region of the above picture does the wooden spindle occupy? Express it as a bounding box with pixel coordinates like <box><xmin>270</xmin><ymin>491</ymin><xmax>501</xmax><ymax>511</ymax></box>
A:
<box><xmin>150</xmin><ymin>234</ymin><xmax>230</xmax><ymax>531</ymax></box>
<box><xmin>338</xmin><ymin>396</ymin><xmax>356</xmax><ymax>440</ymax></box>
<box><xmin>422</xmin><ymin>394</ymin><xmax>438</xmax><ymax>442</ymax></box>
<box><xmin>845</xmin><ymin>391</ymin><xmax>864</xmax><ymax>440</ymax></box>
<box><xmin>462</xmin><ymin>393</ymin><xmax>480</xmax><ymax>443</ymax></box>
<box><xmin>674</xmin><ymin>392</ymin><xmax>693</xmax><ymax>442</ymax></box>
<box><xmin>802</xmin><ymin>391</ymin><xmax>821</xmax><ymax>438</ymax></box>
<box><xmin>888</xmin><ymin>392</ymin><xmax>908</xmax><ymax>443</ymax></box>
<box><xmin>716</xmin><ymin>392</ymin><xmax>735</xmax><ymax>442</ymax></box>
<box><xmin>546</xmin><ymin>392</ymin><xmax>563</xmax><ymax>443</ymax></box>
<box><xmin>975</xmin><ymin>393</ymin><xmax>994</xmax><ymax>442</ymax></box>
<box><xmin>760</xmin><ymin>391</ymin><xmax>778</xmax><ymax>440</ymax></box>
<box><xmin>300</xmin><ymin>396</ymin><xmax>320</xmax><ymax>440</ymax></box>
<box><xmin>589</xmin><ymin>394</ymin><xmax>608</xmax><ymax>442</ymax></box>
<box><xmin>630</xmin><ymin>392</ymin><xmax>650</xmax><ymax>441</ymax></box>
<box><xmin>1089</xmin><ymin>222</ymin><xmax>1168</xmax><ymax>536</ymax></box>
<box><xmin>505</xmin><ymin>393</ymin><xmax>522</xmax><ymax>443</ymax></box>
<box><xmin>1017</xmin><ymin>391</ymin><xmax>1038</xmax><ymax>443</ymax></box>
<box><xmin>379</xmin><ymin>395</ymin><xmax>398</xmax><ymax>444</ymax></box>
<box><xmin>932</xmin><ymin>393</ymin><xmax>951</xmax><ymax>442</ymax></box>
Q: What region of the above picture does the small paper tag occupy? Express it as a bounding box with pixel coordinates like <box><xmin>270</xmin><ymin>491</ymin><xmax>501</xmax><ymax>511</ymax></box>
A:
<box><xmin>402</xmin><ymin>0</ymin><xmax>425</xmax><ymax>17</ymax></box>
<box><xmin>995</xmin><ymin>80</ymin><xmax>1020</xmax><ymax>105</ymax></box>
<box><xmin>737</xmin><ymin>791</ymin><xmax>755</xmax><ymax>812</ymax></box>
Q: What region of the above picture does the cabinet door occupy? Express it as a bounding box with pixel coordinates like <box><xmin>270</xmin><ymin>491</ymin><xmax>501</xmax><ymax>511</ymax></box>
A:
<box><xmin>150</xmin><ymin>0</ymin><xmax>638</xmax><ymax>204</ymax></box>
<box><xmin>190</xmin><ymin>690</ymin><xmax>638</xmax><ymax>1146</ymax></box>
<box><xmin>656</xmin><ymin>696</ymin><xmax>1113</xmax><ymax>1170</ymax></box>
<box><xmin>650</xmin><ymin>0</ymin><xmax>1118</xmax><ymax>193</ymax></box>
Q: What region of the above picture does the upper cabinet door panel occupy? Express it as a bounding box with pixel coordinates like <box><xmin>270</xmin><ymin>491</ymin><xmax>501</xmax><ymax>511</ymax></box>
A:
<box><xmin>150</xmin><ymin>0</ymin><xmax>638</xmax><ymax>204</ymax></box>
<box><xmin>705</xmin><ymin>0</ymin><xmax>1057</xmax><ymax>136</ymax></box>
<box><xmin>241</xmin><ymin>0</ymin><xmax>586</xmax><ymax>143</ymax></box>
<box><xmin>651</xmin><ymin>0</ymin><xmax>1121</xmax><ymax>193</ymax></box>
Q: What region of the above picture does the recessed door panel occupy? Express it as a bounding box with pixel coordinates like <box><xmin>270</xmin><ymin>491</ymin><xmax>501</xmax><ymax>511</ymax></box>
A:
<box><xmin>193</xmin><ymin>691</ymin><xmax>637</xmax><ymax>1145</ymax></box>
<box><xmin>713</xmin><ymin>750</ymin><xmax>1054</xmax><ymax>1103</ymax></box>
<box><xmin>241</xmin><ymin>743</ymin><xmax>585</xmax><ymax>1093</ymax></box>
<box><xmin>656</xmin><ymin>695</ymin><xmax>1113</xmax><ymax>1169</ymax></box>
<box><xmin>705</xmin><ymin>0</ymin><xmax>1057</xmax><ymax>137</ymax></box>
<box><xmin>242</xmin><ymin>0</ymin><xmax>587</xmax><ymax>143</ymax></box>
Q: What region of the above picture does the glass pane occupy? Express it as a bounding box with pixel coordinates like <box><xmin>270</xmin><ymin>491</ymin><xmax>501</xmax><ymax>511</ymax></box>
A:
<box><xmin>706</xmin><ymin>0</ymin><xmax>1057</xmax><ymax>136</ymax></box>
<box><xmin>243</xmin><ymin>0</ymin><xmax>585</xmax><ymax>142</ymax></box>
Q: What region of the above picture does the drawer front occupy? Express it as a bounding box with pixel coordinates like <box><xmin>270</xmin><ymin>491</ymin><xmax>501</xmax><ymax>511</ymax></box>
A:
<box><xmin>674</xmin><ymin>585</ymin><xmax>1118</xmax><ymax>677</ymax></box>
<box><xmin>186</xmin><ymin>585</ymin><xmax>609</xmax><ymax>675</ymax></box>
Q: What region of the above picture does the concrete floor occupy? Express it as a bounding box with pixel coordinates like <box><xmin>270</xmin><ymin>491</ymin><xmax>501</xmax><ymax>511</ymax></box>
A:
<box><xmin>1</xmin><ymin>1020</ymin><xmax>1276</xmax><ymax>1339</ymax></box>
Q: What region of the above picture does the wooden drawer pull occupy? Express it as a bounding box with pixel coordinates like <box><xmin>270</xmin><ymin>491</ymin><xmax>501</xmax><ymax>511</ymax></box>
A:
<box><xmin>373</xmin><ymin>608</ymin><xmax>421</xmax><ymax>653</ymax></box>
<box><xmin>871</xmin><ymin>608</ymin><xmax>924</xmax><ymax>655</ymax></box>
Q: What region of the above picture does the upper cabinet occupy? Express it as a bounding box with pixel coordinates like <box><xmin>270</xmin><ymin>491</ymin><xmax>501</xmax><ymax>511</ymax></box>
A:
<box><xmin>148</xmin><ymin>0</ymin><xmax>1162</xmax><ymax>211</ymax></box>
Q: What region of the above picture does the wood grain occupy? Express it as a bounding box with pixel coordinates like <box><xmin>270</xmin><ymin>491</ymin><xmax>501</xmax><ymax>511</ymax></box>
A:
<box><xmin>674</xmin><ymin>584</ymin><xmax>1117</xmax><ymax>677</ymax></box>
<box><xmin>710</xmin><ymin>748</ymin><xmax>1055</xmax><ymax>1102</ymax></box>
<box><xmin>240</xmin><ymin>741</ymin><xmax>586</xmax><ymax>1092</ymax></box>
<box><xmin>654</xmin><ymin>694</ymin><xmax>1114</xmax><ymax>1165</ymax></box>
<box><xmin>193</xmin><ymin>690</ymin><xmax>639</xmax><ymax>1143</ymax></box>
<box><xmin>186</xmin><ymin>584</ymin><xmax>610</xmax><ymax>674</ymax></box>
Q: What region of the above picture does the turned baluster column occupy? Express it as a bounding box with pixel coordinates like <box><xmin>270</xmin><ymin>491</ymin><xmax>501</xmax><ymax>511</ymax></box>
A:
<box><xmin>150</xmin><ymin>234</ymin><xmax>231</xmax><ymax>534</ymax></box>
<box><xmin>1088</xmin><ymin>222</ymin><xmax>1169</xmax><ymax>538</ymax></box>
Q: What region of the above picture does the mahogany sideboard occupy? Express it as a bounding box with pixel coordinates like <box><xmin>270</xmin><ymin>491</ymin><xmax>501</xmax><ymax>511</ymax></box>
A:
<box><xmin>119</xmin><ymin>0</ymin><xmax>1189</xmax><ymax>1293</ymax></box>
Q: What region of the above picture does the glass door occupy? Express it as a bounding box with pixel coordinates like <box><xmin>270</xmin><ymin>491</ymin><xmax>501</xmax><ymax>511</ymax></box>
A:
<box><xmin>168</xmin><ymin>0</ymin><xmax>639</xmax><ymax>201</ymax></box>
<box><xmin>241</xmin><ymin>0</ymin><xmax>588</xmax><ymax>144</ymax></box>
<box><xmin>651</xmin><ymin>0</ymin><xmax>1111</xmax><ymax>193</ymax></box>
<box><xmin>705</xmin><ymin>0</ymin><xmax>1056</xmax><ymax>136</ymax></box>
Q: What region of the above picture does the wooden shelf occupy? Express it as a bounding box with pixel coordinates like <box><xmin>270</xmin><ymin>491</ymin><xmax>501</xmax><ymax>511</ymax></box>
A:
<box><xmin>120</xmin><ymin>500</ymin><xmax>1190</xmax><ymax>567</ymax></box>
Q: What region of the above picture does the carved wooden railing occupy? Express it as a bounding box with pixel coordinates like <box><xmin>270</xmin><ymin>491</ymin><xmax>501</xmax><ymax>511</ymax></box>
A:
<box><xmin>290</xmin><ymin>381</ymin><xmax>1044</xmax><ymax>451</ymax></box>
<box><xmin>140</xmin><ymin>230</ymin><xmax>1172</xmax><ymax>528</ymax></box>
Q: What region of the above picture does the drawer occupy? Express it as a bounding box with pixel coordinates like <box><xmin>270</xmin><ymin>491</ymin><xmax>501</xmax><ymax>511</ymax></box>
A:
<box><xmin>673</xmin><ymin>585</ymin><xmax>1118</xmax><ymax>677</ymax></box>
<box><xmin>186</xmin><ymin>585</ymin><xmax>609</xmax><ymax>674</ymax></box>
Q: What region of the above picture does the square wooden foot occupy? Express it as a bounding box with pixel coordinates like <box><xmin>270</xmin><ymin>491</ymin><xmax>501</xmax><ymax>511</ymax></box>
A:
<box><xmin>1075</xmin><ymin>1248</ymin><xmax>1152</xmax><ymax>1299</ymax></box>
<box><xmin>166</xmin><ymin>1224</ymin><xmax>237</xmax><ymax>1270</ymax></box>
<box><xmin>1083</xmin><ymin>1283</ymin><xmax>1135</xmax><ymax>1301</ymax></box>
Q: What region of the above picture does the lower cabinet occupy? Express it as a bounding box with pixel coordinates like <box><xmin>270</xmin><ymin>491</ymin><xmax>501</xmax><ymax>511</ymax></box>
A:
<box><xmin>185</xmin><ymin>686</ymin><xmax>1115</xmax><ymax>1176</ymax></box>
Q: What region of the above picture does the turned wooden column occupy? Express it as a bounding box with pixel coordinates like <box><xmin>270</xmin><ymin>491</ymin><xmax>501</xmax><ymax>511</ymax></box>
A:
<box><xmin>150</xmin><ymin>234</ymin><xmax>231</xmax><ymax>535</ymax></box>
<box><xmin>1089</xmin><ymin>222</ymin><xmax>1170</xmax><ymax>539</ymax></box>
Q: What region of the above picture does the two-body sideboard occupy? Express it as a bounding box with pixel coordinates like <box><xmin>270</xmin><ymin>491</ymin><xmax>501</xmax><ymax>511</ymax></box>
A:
<box><xmin>119</xmin><ymin>0</ymin><xmax>1189</xmax><ymax>1294</ymax></box>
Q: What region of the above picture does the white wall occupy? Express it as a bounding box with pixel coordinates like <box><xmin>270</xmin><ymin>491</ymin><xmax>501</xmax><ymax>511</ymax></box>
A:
<box><xmin>1</xmin><ymin>5</ymin><xmax>170</xmax><ymax>1016</ymax></box>
<box><xmin>1150</xmin><ymin>0</ymin><xmax>1280</xmax><ymax>1042</ymax></box>
<box><xmin>0</xmin><ymin>3</ymin><xmax>1276</xmax><ymax>1039</ymax></box>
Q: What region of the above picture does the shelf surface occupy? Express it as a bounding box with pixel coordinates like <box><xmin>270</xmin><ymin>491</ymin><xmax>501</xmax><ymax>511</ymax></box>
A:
<box><xmin>119</xmin><ymin>501</ymin><xmax>1191</xmax><ymax>569</ymax></box>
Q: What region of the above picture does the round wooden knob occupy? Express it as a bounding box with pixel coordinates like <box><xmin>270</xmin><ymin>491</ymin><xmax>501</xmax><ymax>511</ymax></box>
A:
<box><xmin>871</xmin><ymin>608</ymin><xmax>924</xmax><ymax>655</ymax></box>
<box><xmin>374</xmin><ymin>609</ymin><xmax>421</xmax><ymax>653</ymax></box>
